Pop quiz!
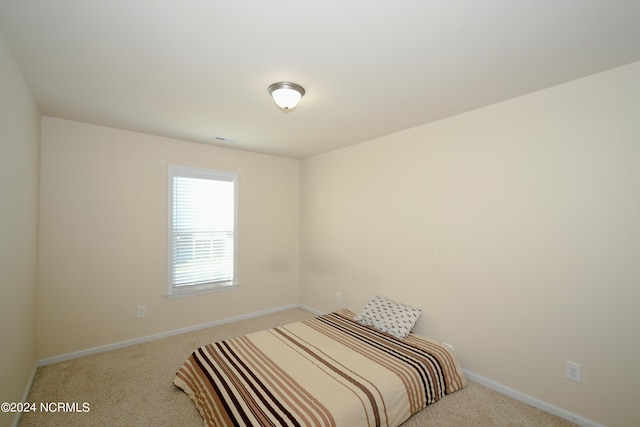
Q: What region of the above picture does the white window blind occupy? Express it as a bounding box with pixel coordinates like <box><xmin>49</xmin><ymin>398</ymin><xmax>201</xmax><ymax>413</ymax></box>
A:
<box><xmin>168</xmin><ymin>165</ymin><xmax>237</xmax><ymax>297</ymax></box>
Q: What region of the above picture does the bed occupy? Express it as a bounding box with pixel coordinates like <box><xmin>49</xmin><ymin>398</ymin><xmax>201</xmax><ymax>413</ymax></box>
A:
<box><xmin>174</xmin><ymin>306</ymin><xmax>467</xmax><ymax>426</ymax></box>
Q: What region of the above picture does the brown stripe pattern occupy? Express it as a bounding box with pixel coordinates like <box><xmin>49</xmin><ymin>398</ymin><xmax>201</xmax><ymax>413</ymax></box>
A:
<box><xmin>174</xmin><ymin>309</ymin><xmax>467</xmax><ymax>427</ymax></box>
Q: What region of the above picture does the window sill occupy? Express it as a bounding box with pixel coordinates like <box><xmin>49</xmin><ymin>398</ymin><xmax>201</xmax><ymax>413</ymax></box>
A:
<box><xmin>165</xmin><ymin>283</ymin><xmax>239</xmax><ymax>299</ymax></box>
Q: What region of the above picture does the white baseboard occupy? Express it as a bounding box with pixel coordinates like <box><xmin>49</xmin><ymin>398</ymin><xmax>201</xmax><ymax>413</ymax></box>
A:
<box><xmin>463</xmin><ymin>370</ymin><xmax>604</xmax><ymax>427</ymax></box>
<box><xmin>38</xmin><ymin>303</ymin><xmax>303</xmax><ymax>366</ymax></box>
<box><xmin>297</xmin><ymin>304</ymin><xmax>324</xmax><ymax>316</ymax></box>
<box><xmin>12</xmin><ymin>363</ymin><xmax>38</xmax><ymax>427</ymax></box>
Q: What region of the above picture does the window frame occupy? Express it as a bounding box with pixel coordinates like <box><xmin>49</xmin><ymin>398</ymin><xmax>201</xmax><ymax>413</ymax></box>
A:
<box><xmin>166</xmin><ymin>165</ymin><xmax>239</xmax><ymax>299</ymax></box>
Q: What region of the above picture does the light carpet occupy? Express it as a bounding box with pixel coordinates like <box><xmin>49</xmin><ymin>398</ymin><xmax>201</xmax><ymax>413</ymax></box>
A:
<box><xmin>19</xmin><ymin>308</ymin><xmax>577</xmax><ymax>426</ymax></box>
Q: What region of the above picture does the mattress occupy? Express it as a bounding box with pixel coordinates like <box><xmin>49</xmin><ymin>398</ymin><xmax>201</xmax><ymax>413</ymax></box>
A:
<box><xmin>174</xmin><ymin>309</ymin><xmax>467</xmax><ymax>426</ymax></box>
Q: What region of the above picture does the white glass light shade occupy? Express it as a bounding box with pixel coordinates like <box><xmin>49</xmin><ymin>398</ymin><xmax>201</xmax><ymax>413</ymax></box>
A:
<box><xmin>268</xmin><ymin>82</ymin><xmax>305</xmax><ymax>111</ymax></box>
<box><xmin>271</xmin><ymin>88</ymin><xmax>302</xmax><ymax>109</ymax></box>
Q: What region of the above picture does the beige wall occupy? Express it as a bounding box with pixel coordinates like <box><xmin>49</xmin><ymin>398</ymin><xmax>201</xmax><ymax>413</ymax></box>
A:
<box><xmin>0</xmin><ymin>31</ymin><xmax>40</xmax><ymax>427</ymax></box>
<box><xmin>300</xmin><ymin>61</ymin><xmax>640</xmax><ymax>426</ymax></box>
<box><xmin>38</xmin><ymin>117</ymin><xmax>300</xmax><ymax>358</ymax></box>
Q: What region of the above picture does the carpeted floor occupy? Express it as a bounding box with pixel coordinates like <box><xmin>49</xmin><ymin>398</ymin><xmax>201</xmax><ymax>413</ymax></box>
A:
<box><xmin>20</xmin><ymin>308</ymin><xmax>577</xmax><ymax>426</ymax></box>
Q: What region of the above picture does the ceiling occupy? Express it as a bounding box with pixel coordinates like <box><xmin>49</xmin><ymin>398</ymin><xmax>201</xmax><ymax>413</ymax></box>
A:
<box><xmin>1</xmin><ymin>1</ymin><xmax>639</xmax><ymax>159</ymax></box>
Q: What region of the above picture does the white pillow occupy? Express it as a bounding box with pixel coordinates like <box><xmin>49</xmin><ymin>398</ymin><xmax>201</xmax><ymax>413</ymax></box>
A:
<box><xmin>354</xmin><ymin>295</ymin><xmax>422</xmax><ymax>339</ymax></box>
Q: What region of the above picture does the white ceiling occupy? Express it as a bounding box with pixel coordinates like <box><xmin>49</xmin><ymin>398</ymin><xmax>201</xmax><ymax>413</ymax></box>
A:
<box><xmin>1</xmin><ymin>1</ymin><xmax>639</xmax><ymax>159</ymax></box>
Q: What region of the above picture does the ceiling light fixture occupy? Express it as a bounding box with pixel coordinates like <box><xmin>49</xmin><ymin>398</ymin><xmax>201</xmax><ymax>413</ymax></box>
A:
<box><xmin>268</xmin><ymin>82</ymin><xmax>305</xmax><ymax>111</ymax></box>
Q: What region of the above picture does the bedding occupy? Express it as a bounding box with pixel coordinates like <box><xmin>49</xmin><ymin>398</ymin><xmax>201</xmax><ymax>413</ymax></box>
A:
<box><xmin>173</xmin><ymin>309</ymin><xmax>467</xmax><ymax>426</ymax></box>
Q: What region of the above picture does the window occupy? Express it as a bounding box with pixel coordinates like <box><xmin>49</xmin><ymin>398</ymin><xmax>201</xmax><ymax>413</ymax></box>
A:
<box><xmin>167</xmin><ymin>165</ymin><xmax>237</xmax><ymax>298</ymax></box>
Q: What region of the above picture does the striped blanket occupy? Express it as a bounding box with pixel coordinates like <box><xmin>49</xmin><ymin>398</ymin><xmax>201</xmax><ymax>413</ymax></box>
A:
<box><xmin>173</xmin><ymin>309</ymin><xmax>467</xmax><ymax>426</ymax></box>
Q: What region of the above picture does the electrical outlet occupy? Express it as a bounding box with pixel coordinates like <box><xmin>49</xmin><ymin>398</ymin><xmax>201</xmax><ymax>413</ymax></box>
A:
<box><xmin>335</xmin><ymin>292</ymin><xmax>342</xmax><ymax>303</ymax></box>
<box><xmin>565</xmin><ymin>360</ymin><xmax>582</xmax><ymax>383</ymax></box>
<box><xmin>137</xmin><ymin>305</ymin><xmax>146</xmax><ymax>318</ymax></box>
